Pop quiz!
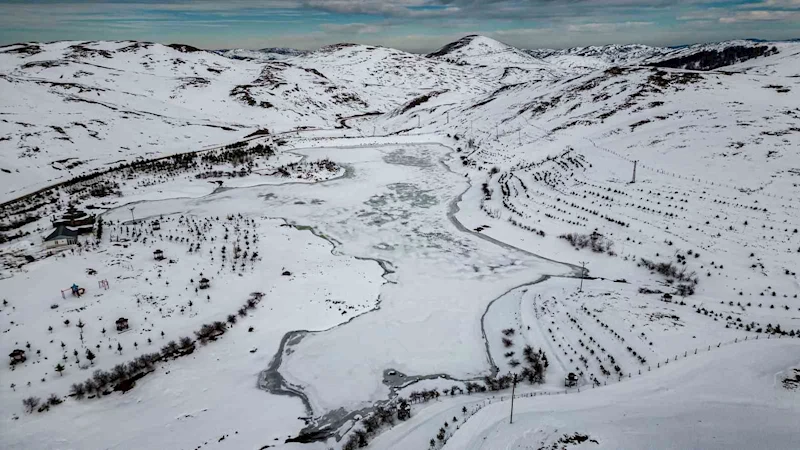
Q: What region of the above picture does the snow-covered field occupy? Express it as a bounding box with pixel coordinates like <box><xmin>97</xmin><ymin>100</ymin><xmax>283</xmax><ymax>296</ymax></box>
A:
<box><xmin>1</xmin><ymin>35</ymin><xmax>799</xmax><ymax>449</ymax></box>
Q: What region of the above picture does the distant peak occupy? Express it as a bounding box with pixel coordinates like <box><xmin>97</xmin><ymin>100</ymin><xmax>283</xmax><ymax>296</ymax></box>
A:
<box><xmin>427</xmin><ymin>34</ymin><xmax>509</xmax><ymax>58</ymax></box>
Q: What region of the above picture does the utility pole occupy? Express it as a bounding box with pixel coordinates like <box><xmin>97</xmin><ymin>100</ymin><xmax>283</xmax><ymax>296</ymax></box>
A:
<box><xmin>417</xmin><ymin>115</ymin><xmax>420</xmax><ymax>128</ymax></box>
<box><xmin>518</xmin><ymin>130</ymin><xmax>521</xmax><ymax>146</ymax></box>
<box><xmin>129</xmin><ymin>207</ymin><xmax>136</xmax><ymax>224</ymax></box>
<box><xmin>509</xmin><ymin>373</ymin><xmax>518</xmax><ymax>424</ymax></box>
<box><xmin>579</xmin><ymin>261</ymin><xmax>588</xmax><ymax>292</ymax></box>
<box><xmin>446</xmin><ymin>111</ymin><xmax>449</xmax><ymax>124</ymax></box>
<box><xmin>372</xmin><ymin>125</ymin><xmax>376</xmax><ymax>137</ymax></box>
<box><xmin>631</xmin><ymin>160</ymin><xmax>638</xmax><ymax>183</ymax></box>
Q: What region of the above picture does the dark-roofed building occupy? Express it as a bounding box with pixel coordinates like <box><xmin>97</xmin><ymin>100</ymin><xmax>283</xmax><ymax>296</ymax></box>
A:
<box><xmin>52</xmin><ymin>206</ymin><xmax>95</xmax><ymax>232</ymax></box>
<box><xmin>44</xmin><ymin>225</ymin><xmax>79</xmax><ymax>248</ymax></box>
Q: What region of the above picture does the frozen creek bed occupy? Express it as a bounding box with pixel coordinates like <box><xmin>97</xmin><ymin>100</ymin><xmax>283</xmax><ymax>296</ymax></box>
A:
<box><xmin>256</xmin><ymin>143</ymin><xmax>578</xmax><ymax>437</ymax></box>
<box><xmin>131</xmin><ymin>142</ymin><xmax>574</xmax><ymax>432</ymax></box>
<box><xmin>0</xmin><ymin>142</ymin><xmax>578</xmax><ymax>449</ymax></box>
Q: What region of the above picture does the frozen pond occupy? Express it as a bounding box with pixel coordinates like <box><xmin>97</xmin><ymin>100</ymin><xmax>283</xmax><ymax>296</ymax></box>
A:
<box><xmin>101</xmin><ymin>142</ymin><xmax>578</xmax><ymax>440</ymax></box>
<box><xmin>261</xmin><ymin>143</ymin><xmax>575</xmax><ymax>433</ymax></box>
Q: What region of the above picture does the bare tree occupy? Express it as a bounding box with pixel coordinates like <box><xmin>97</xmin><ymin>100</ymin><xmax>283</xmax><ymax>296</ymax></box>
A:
<box><xmin>22</xmin><ymin>396</ymin><xmax>40</xmax><ymax>413</ymax></box>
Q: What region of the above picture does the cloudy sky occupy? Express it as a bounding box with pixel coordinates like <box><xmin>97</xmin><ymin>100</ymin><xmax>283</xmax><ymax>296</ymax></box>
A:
<box><xmin>0</xmin><ymin>0</ymin><xmax>797</xmax><ymax>52</ymax></box>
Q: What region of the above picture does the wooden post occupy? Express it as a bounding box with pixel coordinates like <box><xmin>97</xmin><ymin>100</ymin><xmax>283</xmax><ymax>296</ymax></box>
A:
<box><xmin>579</xmin><ymin>261</ymin><xmax>588</xmax><ymax>292</ymax></box>
<box><xmin>509</xmin><ymin>374</ymin><xmax>518</xmax><ymax>424</ymax></box>
<box><xmin>632</xmin><ymin>160</ymin><xmax>638</xmax><ymax>183</ymax></box>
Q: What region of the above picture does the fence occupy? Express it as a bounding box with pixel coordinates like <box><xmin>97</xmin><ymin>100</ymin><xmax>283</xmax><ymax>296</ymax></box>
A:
<box><xmin>432</xmin><ymin>332</ymin><xmax>795</xmax><ymax>448</ymax></box>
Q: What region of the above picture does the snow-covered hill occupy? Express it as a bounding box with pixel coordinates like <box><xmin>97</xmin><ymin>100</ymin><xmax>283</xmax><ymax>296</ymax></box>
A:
<box><xmin>215</xmin><ymin>47</ymin><xmax>309</xmax><ymax>62</ymax></box>
<box><xmin>0</xmin><ymin>40</ymin><xmax>461</xmax><ymax>201</ymax></box>
<box><xmin>526</xmin><ymin>43</ymin><xmax>669</xmax><ymax>69</ymax></box>
<box><xmin>427</xmin><ymin>35</ymin><xmax>564</xmax><ymax>83</ymax></box>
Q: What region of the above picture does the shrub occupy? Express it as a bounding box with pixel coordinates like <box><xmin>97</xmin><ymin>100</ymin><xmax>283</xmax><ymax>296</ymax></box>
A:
<box><xmin>83</xmin><ymin>379</ymin><xmax>98</xmax><ymax>395</ymax></box>
<box><xmin>111</xmin><ymin>364</ymin><xmax>128</xmax><ymax>381</ymax></box>
<box><xmin>92</xmin><ymin>370</ymin><xmax>111</xmax><ymax>390</ymax></box>
<box><xmin>70</xmin><ymin>383</ymin><xmax>86</xmax><ymax>399</ymax></box>
<box><xmin>22</xmin><ymin>396</ymin><xmax>40</xmax><ymax>413</ymax></box>
<box><xmin>179</xmin><ymin>336</ymin><xmax>193</xmax><ymax>349</ymax></box>
<box><xmin>560</xmin><ymin>232</ymin><xmax>615</xmax><ymax>255</ymax></box>
<box><xmin>640</xmin><ymin>258</ymin><xmax>699</xmax><ymax>293</ymax></box>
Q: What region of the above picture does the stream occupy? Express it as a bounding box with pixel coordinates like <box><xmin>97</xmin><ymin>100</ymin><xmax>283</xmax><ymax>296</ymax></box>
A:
<box><xmin>253</xmin><ymin>142</ymin><xmax>587</xmax><ymax>443</ymax></box>
<box><xmin>102</xmin><ymin>139</ymin><xmax>588</xmax><ymax>444</ymax></box>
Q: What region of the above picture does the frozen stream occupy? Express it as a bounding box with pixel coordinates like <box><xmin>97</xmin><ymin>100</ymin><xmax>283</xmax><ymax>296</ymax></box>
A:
<box><xmin>252</xmin><ymin>143</ymin><xmax>582</xmax><ymax>441</ymax></box>
<box><xmin>105</xmin><ymin>141</ymin><xmax>583</xmax><ymax>443</ymax></box>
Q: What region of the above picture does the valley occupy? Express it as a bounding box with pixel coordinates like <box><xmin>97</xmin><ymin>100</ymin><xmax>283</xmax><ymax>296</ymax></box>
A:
<box><xmin>1</xmin><ymin>35</ymin><xmax>799</xmax><ymax>450</ymax></box>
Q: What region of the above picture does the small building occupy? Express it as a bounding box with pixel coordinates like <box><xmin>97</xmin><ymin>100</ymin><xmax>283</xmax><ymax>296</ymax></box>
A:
<box><xmin>565</xmin><ymin>372</ymin><xmax>578</xmax><ymax>387</ymax></box>
<box><xmin>153</xmin><ymin>249</ymin><xmax>165</xmax><ymax>260</ymax></box>
<box><xmin>116</xmin><ymin>317</ymin><xmax>129</xmax><ymax>332</ymax></box>
<box><xmin>199</xmin><ymin>278</ymin><xmax>210</xmax><ymax>289</ymax></box>
<box><xmin>44</xmin><ymin>225</ymin><xmax>79</xmax><ymax>248</ymax></box>
<box><xmin>9</xmin><ymin>349</ymin><xmax>26</xmax><ymax>365</ymax></box>
<box><xmin>152</xmin><ymin>220</ymin><xmax>161</xmax><ymax>231</ymax></box>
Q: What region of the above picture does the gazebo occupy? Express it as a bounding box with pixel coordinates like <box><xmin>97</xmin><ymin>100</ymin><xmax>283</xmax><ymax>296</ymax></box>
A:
<box><xmin>565</xmin><ymin>372</ymin><xmax>578</xmax><ymax>387</ymax></box>
<box><xmin>116</xmin><ymin>317</ymin><xmax>129</xmax><ymax>332</ymax></box>
<box><xmin>9</xmin><ymin>349</ymin><xmax>26</xmax><ymax>365</ymax></box>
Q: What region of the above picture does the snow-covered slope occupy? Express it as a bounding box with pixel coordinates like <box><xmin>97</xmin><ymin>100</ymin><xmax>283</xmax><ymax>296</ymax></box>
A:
<box><xmin>525</xmin><ymin>39</ymin><xmax>793</xmax><ymax>73</ymax></box>
<box><xmin>427</xmin><ymin>35</ymin><xmax>564</xmax><ymax>82</ymax></box>
<box><xmin>215</xmin><ymin>47</ymin><xmax>309</xmax><ymax>62</ymax></box>
<box><xmin>0</xmin><ymin>41</ymin><xmax>437</xmax><ymax>201</ymax></box>
<box><xmin>372</xmin><ymin>337</ymin><xmax>800</xmax><ymax>449</ymax></box>
<box><xmin>527</xmin><ymin>44</ymin><xmax>670</xmax><ymax>69</ymax></box>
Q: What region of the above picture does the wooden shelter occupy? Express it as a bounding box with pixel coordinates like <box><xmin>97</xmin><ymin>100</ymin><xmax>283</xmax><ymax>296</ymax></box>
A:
<box><xmin>153</xmin><ymin>249</ymin><xmax>165</xmax><ymax>260</ymax></box>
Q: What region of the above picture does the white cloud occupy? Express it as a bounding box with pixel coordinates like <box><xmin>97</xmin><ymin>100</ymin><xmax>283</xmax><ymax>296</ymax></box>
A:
<box><xmin>567</xmin><ymin>21</ymin><xmax>654</xmax><ymax>32</ymax></box>
<box><xmin>320</xmin><ymin>22</ymin><xmax>383</xmax><ymax>34</ymax></box>
<box><xmin>677</xmin><ymin>9</ymin><xmax>724</xmax><ymax>20</ymax></box>
<box><xmin>719</xmin><ymin>10</ymin><xmax>800</xmax><ymax>22</ymax></box>
<box><xmin>738</xmin><ymin>0</ymin><xmax>800</xmax><ymax>8</ymax></box>
<box><xmin>491</xmin><ymin>28</ymin><xmax>553</xmax><ymax>37</ymax></box>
